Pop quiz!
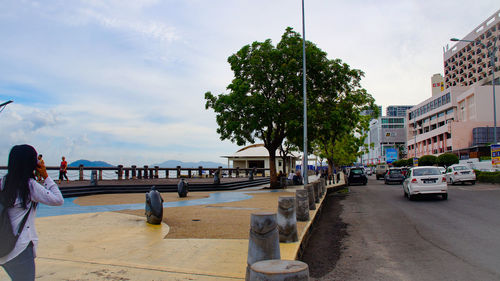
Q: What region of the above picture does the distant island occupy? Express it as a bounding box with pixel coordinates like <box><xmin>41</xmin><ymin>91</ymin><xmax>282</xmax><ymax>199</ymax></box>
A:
<box><xmin>69</xmin><ymin>160</ymin><xmax>115</xmax><ymax>167</ymax></box>
<box><xmin>68</xmin><ymin>159</ymin><xmax>227</xmax><ymax>168</ymax></box>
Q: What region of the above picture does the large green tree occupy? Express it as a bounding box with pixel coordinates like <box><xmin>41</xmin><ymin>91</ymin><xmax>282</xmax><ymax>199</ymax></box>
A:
<box><xmin>205</xmin><ymin>28</ymin><xmax>331</xmax><ymax>188</ymax></box>
<box><xmin>309</xmin><ymin>60</ymin><xmax>378</xmax><ymax>176</ymax></box>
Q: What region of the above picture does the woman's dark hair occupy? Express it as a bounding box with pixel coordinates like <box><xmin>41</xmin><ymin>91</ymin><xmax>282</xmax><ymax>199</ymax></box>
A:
<box><xmin>1</xmin><ymin>145</ymin><xmax>37</xmax><ymax>208</ymax></box>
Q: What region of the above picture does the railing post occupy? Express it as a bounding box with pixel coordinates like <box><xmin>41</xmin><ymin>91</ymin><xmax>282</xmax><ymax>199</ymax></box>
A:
<box><xmin>165</xmin><ymin>169</ymin><xmax>169</xmax><ymax>178</ymax></box>
<box><xmin>79</xmin><ymin>164</ymin><xmax>84</xmax><ymax>181</ymax></box>
<box><xmin>188</xmin><ymin>169</ymin><xmax>192</xmax><ymax>178</ymax></box>
<box><xmin>138</xmin><ymin>168</ymin><xmax>142</xmax><ymax>179</ymax></box>
<box><xmin>198</xmin><ymin>166</ymin><xmax>203</xmax><ymax>178</ymax></box>
<box><xmin>176</xmin><ymin>166</ymin><xmax>181</xmax><ymax>178</ymax></box>
<box><xmin>209</xmin><ymin>169</ymin><xmax>213</xmax><ymax>177</ymax></box>
<box><xmin>218</xmin><ymin>166</ymin><xmax>222</xmax><ymax>179</ymax></box>
<box><xmin>236</xmin><ymin>167</ymin><xmax>240</xmax><ymax>178</ymax></box>
<box><xmin>131</xmin><ymin>165</ymin><xmax>137</xmax><ymax>179</ymax></box>
<box><xmin>124</xmin><ymin>169</ymin><xmax>129</xmax><ymax>179</ymax></box>
<box><xmin>229</xmin><ymin>169</ymin><xmax>232</xmax><ymax>177</ymax></box>
<box><xmin>98</xmin><ymin>169</ymin><xmax>103</xmax><ymax>181</ymax></box>
<box><xmin>149</xmin><ymin>168</ymin><xmax>153</xmax><ymax>179</ymax></box>
<box><xmin>154</xmin><ymin>166</ymin><xmax>159</xmax><ymax>179</ymax></box>
<box><xmin>117</xmin><ymin>165</ymin><xmax>123</xmax><ymax>180</ymax></box>
<box><xmin>143</xmin><ymin>165</ymin><xmax>148</xmax><ymax>179</ymax></box>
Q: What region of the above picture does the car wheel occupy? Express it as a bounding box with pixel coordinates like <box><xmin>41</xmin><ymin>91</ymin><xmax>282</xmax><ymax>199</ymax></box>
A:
<box><xmin>471</xmin><ymin>180</ymin><xmax>476</xmax><ymax>185</ymax></box>
<box><xmin>403</xmin><ymin>189</ymin><xmax>407</xmax><ymax>198</ymax></box>
<box><xmin>408</xmin><ymin>194</ymin><xmax>414</xmax><ymax>201</ymax></box>
<box><xmin>442</xmin><ymin>193</ymin><xmax>448</xmax><ymax>200</ymax></box>
<box><xmin>384</xmin><ymin>180</ymin><xmax>388</xmax><ymax>185</ymax></box>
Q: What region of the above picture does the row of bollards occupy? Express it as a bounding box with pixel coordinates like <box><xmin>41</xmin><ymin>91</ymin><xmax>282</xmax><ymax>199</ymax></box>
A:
<box><xmin>246</xmin><ymin>178</ymin><xmax>327</xmax><ymax>280</ymax></box>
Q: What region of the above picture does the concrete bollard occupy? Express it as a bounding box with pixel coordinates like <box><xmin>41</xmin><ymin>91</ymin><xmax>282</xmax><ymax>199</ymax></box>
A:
<box><xmin>305</xmin><ymin>184</ymin><xmax>316</xmax><ymax>210</ymax></box>
<box><xmin>177</xmin><ymin>179</ymin><xmax>189</xmax><ymax>197</ymax></box>
<box><xmin>320</xmin><ymin>178</ymin><xmax>326</xmax><ymax>196</ymax></box>
<box><xmin>313</xmin><ymin>182</ymin><xmax>320</xmax><ymax>203</ymax></box>
<box><xmin>295</xmin><ymin>189</ymin><xmax>310</xmax><ymax>221</ymax></box>
<box><xmin>277</xmin><ymin>197</ymin><xmax>298</xmax><ymax>243</ymax></box>
<box><xmin>145</xmin><ymin>186</ymin><xmax>164</xmax><ymax>225</ymax></box>
<box><xmin>249</xmin><ymin>260</ymin><xmax>309</xmax><ymax>281</ymax></box>
<box><xmin>246</xmin><ymin>213</ymin><xmax>281</xmax><ymax>281</ymax></box>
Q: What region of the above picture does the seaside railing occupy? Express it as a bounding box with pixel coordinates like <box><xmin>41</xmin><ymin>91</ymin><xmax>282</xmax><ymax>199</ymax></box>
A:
<box><xmin>0</xmin><ymin>165</ymin><xmax>270</xmax><ymax>181</ymax></box>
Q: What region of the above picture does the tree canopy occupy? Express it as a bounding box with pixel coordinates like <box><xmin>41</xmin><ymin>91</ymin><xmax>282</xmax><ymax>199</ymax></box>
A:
<box><xmin>205</xmin><ymin>27</ymin><xmax>376</xmax><ymax>187</ymax></box>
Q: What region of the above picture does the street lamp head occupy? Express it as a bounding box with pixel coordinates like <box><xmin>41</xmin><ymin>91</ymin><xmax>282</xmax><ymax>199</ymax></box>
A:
<box><xmin>450</xmin><ymin>38</ymin><xmax>460</xmax><ymax>42</ymax></box>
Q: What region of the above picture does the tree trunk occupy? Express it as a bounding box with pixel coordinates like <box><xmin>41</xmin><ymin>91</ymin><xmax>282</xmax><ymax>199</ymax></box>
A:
<box><xmin>268</xmin><ymin>149</ymin><xmax>279</xmax><ymax>189</ymax></box>
<box><xmin>327</xmin><ymin>158</ymin><xmax>334</xmax><ymax>178</ymax></box>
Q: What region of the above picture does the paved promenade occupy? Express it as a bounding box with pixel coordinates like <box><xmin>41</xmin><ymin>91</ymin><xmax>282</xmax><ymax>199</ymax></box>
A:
<box><xmin>1</xmin><ymin>175</ymin><xmax>345</xmax><ymax>280</ymax></box>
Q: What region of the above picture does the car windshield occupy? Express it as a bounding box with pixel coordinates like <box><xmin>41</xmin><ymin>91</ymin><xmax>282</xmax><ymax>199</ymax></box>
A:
<box><xmin>413</xmin><ymin>168</ymin><xmax>441</xmax><ymax>176</ymax></box>
<box><xmin>389</xmin><ymin>169</ymin><xmax>401</xmax><ymax>174</ymax></box>
<box><xmin>351</xmin><ymin>169</ymin><xmax>364</xmax><ymax>175</ymax></box>
<box><xmin>454</xmin><ymin>166</ymin><xmax>469</xmax><ymax>171</ymax></box>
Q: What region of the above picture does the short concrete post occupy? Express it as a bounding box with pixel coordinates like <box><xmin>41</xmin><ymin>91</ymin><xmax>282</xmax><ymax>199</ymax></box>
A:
<box><xmin>145</xmin><ymin>186</ymin><xmax>163</xmax><ymax>225</ymax></box>
<box><xmin>249</xmin><ymin>260</ymin><xmax>309</xmax><ymax>281</ymax></box>
<box><xmin>143</xmin><ymin>165</ymin><xmax>149</xmax><ymax>179</ymax></box>
<box><xmin>79</xmin><ymin>164</ymin><xmax>84</xmax><ymax>181</ymax></box>
<box><xmin>277</xmin><ymin>197</ymin><xmax>298</xmax><ymax>243</ymax></box>
<box><xmin>131</xmin><ymin>165</ymin><xmax>137</xmax><ymax>179</ymax></box>
<box><xmin>117</xmin><ymin>165</ymin><xmax>123</xmax><ymax>180</ymax></box>
<box><xmin>177</xmin><ymin>179</ymin><xmax>189</xmax><ymax>197</ymax></box>
<box><xmin>305</xmin><ymin>184</ymin><xmax>316</xmax><ymax>210</ymax></box>
<box><xmin>295</xmin><ymin>189</ymin><xmax>310</xmax><ymax>221</ymax></box>
<box><xmin>320</xmin><ymin>178</ymin><xmax>326</xmax><ymax>196</ymax></box>
<box><xmin>246</xmin><ymin>213</ymin><xmax>281</xmax><ymax>281</ymax></box>
<box><xmin>313</xmin><ymin>182</ymin><xmax>320</xmax><ymax>203</ymax></box>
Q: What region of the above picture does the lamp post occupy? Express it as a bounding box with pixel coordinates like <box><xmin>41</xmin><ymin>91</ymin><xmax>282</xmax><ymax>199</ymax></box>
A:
<box><xmin>302</xmin><ymin>0</ymin><xmax>308</xmax><ymax>185</ymax></box>
<box><xmin>451</xmin><ymin>37</ymin><xmax>498</xmax><ymax>144</ymax></box>
<box><xmin>0</xmin><ymin>100</ymin><xmax>13</xmax><ymax>114</ymax></box>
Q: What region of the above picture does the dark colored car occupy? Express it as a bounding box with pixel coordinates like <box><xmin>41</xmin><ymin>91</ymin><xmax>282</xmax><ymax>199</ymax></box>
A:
<box><xmin>347</xmin><ymin>167</ymin><xmax>367</xmax><ymax>186</ymax></box>
<box><xmin>384</xmin><ymin>168</ymin><xmax>405</xmax><ymax>184</ymax></box>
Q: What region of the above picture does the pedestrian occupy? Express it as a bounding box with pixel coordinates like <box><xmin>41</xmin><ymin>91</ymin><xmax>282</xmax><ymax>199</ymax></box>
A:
<box><xmin>34</xmin><ymin>155</ymin><xmax>45</xmax><ymax>182</ymax></box>
<box><xmin>59</xmin><ymin>156</ymin><xmax>69</xmax><ymax>184</ymax></box>
<box><xmin>0</xmin><ymin>144</ymin><xmax>64</xmax><ymax>281</ymax></box>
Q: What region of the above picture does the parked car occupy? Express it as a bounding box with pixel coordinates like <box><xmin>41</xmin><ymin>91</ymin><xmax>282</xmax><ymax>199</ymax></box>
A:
<box><xmin>446</xmin><ymin>164</ymin><xmax>476</xmax><ymax>185</ymax></box>
<box><xmin>401</xmin><ymin>167</ymin><xmax>410</xmax><ymax>177</ymax></box>
<box><xmin>384</xmin><ymin>168</ymin><xmax>405</xmax><ymax>184</ymax></box>
<box><xmin>365</xmin><ymin>168</ymin><xmax>373</xmax><ymax>176</ymax></box>
<box><xmin>375</xmin><ymin>164</ymin><xmax>389</xmax><ymax>180</ymax></box>
<box><xmin>347</xmin><ymin>167</ymin><xmax>367</xmax><ymax>186</ymax></box>
<box><xmin>438</xmin><ymin>167</ymin><xmax>446</xmax><ymax>174</ymax></box>
<box><xmin>403</xmin><ymin>166</ymin><xmax>448</xmax><ymax>200</ymax></box>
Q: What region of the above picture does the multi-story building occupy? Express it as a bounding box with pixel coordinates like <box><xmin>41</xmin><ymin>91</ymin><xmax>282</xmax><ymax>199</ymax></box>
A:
<box><xmin>361</xmin><ymin>115</ymin><xmax>408</xmax><ymax>165</ymax></box>
<box><xmin>407</xmin><ymin>9</ymin><xmax>500</xmax><ymax>160</ymax></box>
<box><xmin>386</xmin><ymin>105</ymin><xmax>414</xmax><ymax>117</ymax></box>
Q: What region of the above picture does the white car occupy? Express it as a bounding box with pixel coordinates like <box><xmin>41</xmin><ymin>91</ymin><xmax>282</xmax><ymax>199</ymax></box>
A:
<box><xmin>446</xmin><ymin>164</ymin><xmax>476</xmax><ymax>185</ymax></box>
<box><xmin>403</xmin><ymin>166</ymin><xmax>448</xmax><ymax>200</ymax></box>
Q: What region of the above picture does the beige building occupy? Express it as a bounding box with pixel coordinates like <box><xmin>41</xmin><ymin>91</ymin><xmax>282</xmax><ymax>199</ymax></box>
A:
<box><xmin>222</xmin><ymin>144</ymin><xmax>299</xmax><ymax>174</ymax></box>
<box><xmin>407</xmin><ymin>9</ymin><xmax>500</xmax><ymax>159</ymax></box>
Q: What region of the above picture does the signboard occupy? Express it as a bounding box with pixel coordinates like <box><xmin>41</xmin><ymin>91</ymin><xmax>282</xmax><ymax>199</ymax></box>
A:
<box><xmin>491</xmin><ymin>144</ymin><xmax>500</xmax><ymax>167</ymax></box>
<box><xmin>385</xmin><ymin>148</ymin><xmax>398</xmax><ymax>163</ymax></box>
<box><xmin>413</xmin><ymin>157</ymin><xmax>418</xmax><ymax>167</ymax></box>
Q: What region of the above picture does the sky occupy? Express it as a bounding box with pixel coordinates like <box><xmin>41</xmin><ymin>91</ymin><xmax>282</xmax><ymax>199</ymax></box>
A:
<box><xmin>0</xmin><ymin>0</ymin><xmax>498</xmax><ymax>166</ymax></box>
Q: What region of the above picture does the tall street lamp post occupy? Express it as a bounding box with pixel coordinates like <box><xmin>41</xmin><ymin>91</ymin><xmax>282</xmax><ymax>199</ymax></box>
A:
<box><xmin>302</xmin><ymin>0</ymin><xmax>308</xmax><ymax>185</ymax></box>
<box><xmin>451</xmin><ymin>36</ymin><xmax>498</xmax><ymax>144</ymax></box>
<box><xmin>0</xmin><ymin>100</ymin><xmax>13</xmax><ymax>114</ymax></box>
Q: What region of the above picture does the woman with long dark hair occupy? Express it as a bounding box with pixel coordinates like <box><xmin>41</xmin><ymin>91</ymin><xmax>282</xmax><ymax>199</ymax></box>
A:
<box><xmin>0</xmin><ymin>145</ymin><xmax>63</xmax><ymax>280</ymax></box>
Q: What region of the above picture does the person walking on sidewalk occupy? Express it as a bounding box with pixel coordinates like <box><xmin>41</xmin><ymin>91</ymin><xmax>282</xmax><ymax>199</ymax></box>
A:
<box><xmin>0</xmin><ymin>144</ymin><xmax>64</xmax><ymax>281</ymax></box>
<box><xmin>59</xmin><ymin>156</ymin><xmax>68</xmax><ymax>184</ymax></box>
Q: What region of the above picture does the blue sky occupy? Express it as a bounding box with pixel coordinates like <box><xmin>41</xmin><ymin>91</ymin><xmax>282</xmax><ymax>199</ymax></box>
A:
<box><xmin>0</xmin><ymin>0</ymin><xmax>498</xmax><ymax>166</ymax></box>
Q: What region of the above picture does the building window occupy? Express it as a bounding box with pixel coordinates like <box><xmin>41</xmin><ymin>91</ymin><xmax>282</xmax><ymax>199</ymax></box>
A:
<box><xmin>438</xmin><ymin>112</ymin><xmax>444</xmax><ymax>117</ymax></box>
<box><xmin>446</xmin><ymin>108</ymin><xmax>454</xmax><ymax>115</ymax></box>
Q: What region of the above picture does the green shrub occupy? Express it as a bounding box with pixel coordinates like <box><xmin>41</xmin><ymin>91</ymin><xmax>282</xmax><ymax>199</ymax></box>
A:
<box><xmin>437</xmin><ymin>153</ymin><xmax>459</xmax><ymax>167</ymax></box>
<box><xmin>477</xmin><ymin>171</ymin><xmax>500</xmax><ymax>183</ymax></box>
<box><xmin>392</xmin><ymin>160</ymin><xmax>407</xmax><ymax>167</ymax></box>
<box><xmin>418</xmin><ymin>155</ymin><xmax>437</xmax><ymax>166</ymax></box>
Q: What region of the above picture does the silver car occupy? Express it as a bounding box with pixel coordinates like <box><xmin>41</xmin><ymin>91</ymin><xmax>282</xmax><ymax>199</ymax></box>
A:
<box><xmin>403</xmin><ymin>166</ymin><xmax>448</xmax><ymax>200</ymax></box>
<box><xmin>446</xmin><ymin>164</ymin><xmax>476</xmax><ymax>185</ymax></box>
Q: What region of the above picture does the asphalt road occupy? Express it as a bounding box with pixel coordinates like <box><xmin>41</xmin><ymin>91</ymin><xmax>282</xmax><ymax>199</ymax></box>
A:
<box><xmin>317</xmin><ymin>176</ymin><xmax>500</xmax><ymax>281</ymax></box>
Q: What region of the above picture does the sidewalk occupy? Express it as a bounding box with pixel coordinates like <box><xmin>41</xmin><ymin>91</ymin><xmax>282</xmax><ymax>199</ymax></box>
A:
<box><xmin>1</xmin><ymin>175</ymin><xmax>345</xmax><ymax>280</ymax></box>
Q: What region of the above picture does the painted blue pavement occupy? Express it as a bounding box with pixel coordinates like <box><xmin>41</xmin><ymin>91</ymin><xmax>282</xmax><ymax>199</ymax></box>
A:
<box><xmin>37</xmin><ymin>189</ymin><xmax>284</xmax><ymax>217</ymax></box>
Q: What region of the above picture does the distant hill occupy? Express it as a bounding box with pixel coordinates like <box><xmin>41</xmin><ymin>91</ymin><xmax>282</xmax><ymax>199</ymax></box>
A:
<box><xmin>153</xmin><ymin>160</ymin><xmax>227</xmax><ymax>168</ymax></box>
<box><xmin>69</xmin><ymin>160</ymin><xmax>115</xmax><ymax>167</ymax></box>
